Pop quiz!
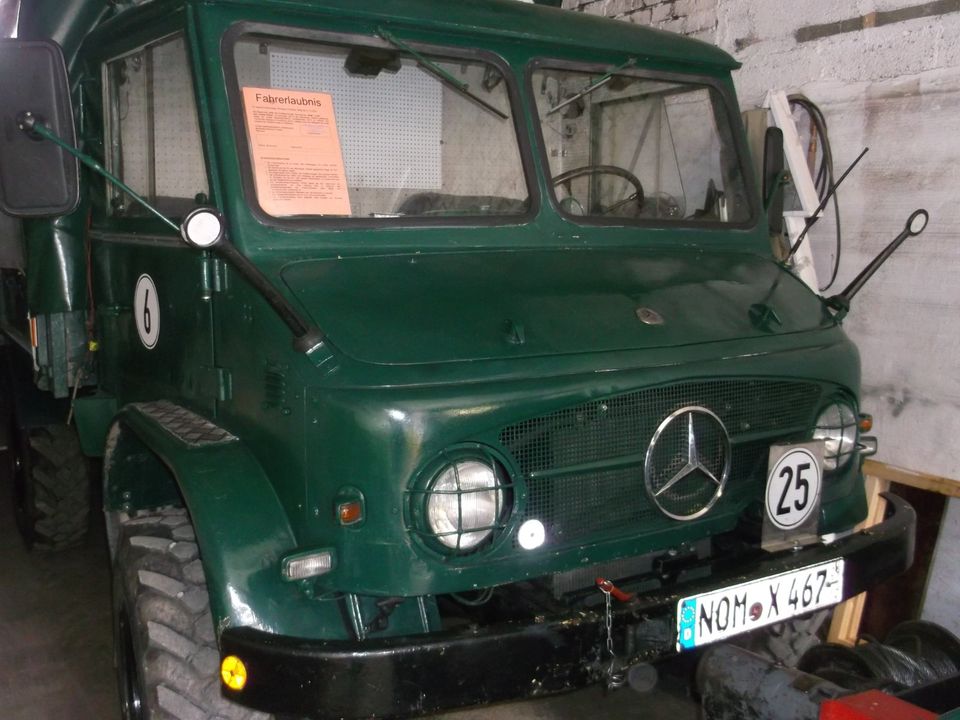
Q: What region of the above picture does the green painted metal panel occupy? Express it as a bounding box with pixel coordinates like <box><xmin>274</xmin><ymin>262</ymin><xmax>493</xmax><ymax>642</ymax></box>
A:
<box><xmin>90</xmin><ymin>238</ymin><xmax>216</xmax><ymax>414</ymax></box>
<box><xmin>280</xmin><ymin>248</ymin><xmax>831</xmax><ymax>366</ymax></box>
<box><xmin>107</xmin><ymin>404</ymin><xmax>351</xmax><ymax>638</ymax></box>
<box><xmin>73</xmin><ymin>393</ymin><xmax>117</xmax><ymax>456</ymax></box>
<box><xmin>23</xmin><ymin>215</ymin><xmax>87</xmax><ymax>315</ymax></box>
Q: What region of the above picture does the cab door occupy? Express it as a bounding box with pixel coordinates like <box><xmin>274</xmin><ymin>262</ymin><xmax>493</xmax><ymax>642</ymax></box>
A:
<box><xmin>91</xmin><ymin>30</ymin><xmax>219</xmax><ymax>416</ymax></box>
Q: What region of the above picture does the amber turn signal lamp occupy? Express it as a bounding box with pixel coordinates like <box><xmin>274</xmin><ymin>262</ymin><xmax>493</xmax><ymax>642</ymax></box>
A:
<box><xmin>334</xmin><ymin>486</ymin><xmax>366</xmax><ymax>526</ymax></box>
<box><xmin>221</xmin><ymin>655</ymin><xmax>248</xmax><ymax>691</ymax></box>
<box><xmin>859</xmin><ymin>414</ymin><xmax>873</xmax><ymax>433</ymax></box>
<box><xmin>338</xmin><ymin>500</ymin><xmax>363</xmax><ymax>525</ymax></box>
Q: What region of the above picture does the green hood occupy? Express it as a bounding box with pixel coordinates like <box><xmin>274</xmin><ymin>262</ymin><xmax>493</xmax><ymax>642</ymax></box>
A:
<box><xmin>280</xmin><ymin>247</ymin><xmax>830</xmax><ymax>365</ymax></box>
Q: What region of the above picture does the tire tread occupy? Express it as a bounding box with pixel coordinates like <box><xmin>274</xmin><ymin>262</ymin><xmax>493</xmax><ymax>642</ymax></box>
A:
<box><xmin>29</xmin><ymin>425</ymin><xmax>90</xmax><ymax>550</ymax></box>
<box><xmin>116</xmin><ymin>509</ymin><xmax>268</xmax><ymax>720</ymax></box>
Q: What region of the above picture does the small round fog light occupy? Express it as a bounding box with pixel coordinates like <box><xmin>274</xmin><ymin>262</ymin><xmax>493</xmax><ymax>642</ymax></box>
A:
<box><xmin>221</xmin><ymin>655</ymin><xmax>248</xmax><ymax>691</ymax></box>
<box><xmin>517</xmin><ymin>519</ymin><xmax>546</xmax><ymax>550</ymax></box>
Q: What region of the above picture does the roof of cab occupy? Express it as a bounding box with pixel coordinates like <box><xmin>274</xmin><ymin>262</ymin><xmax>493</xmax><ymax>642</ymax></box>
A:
<box><xmin>220</xmin><ymin>0</ymin><xmax>740</xmax><ymax>70</ymax></box>
<box><xmin>18</xmin><ymin>0</ymin><xmax>739</xmax><ymax>72</ymax></box>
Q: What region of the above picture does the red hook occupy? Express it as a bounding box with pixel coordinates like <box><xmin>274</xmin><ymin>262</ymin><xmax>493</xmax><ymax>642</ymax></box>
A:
<box><xmin>596</xmin><ymin>577</ymin><xmax>634</xmax><ymax>602</ymax></box>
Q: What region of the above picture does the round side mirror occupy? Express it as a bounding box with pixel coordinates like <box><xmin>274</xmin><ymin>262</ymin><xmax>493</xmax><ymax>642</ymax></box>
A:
<box><xmin>181</xmin><ymin>207</ymin><xmax>225</xmax><ymax>248</ymax></box>
<box><xmin>907</xmin><ymin>209</ymin><xmax>929</xmax><ymax>236</ymax></box>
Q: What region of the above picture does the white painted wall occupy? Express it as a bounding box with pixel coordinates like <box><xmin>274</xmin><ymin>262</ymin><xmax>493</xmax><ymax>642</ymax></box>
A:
<box><xmin>715</xmin><ymin>7</ymin><xmax>960</xmax><ymax>481</ymax></box>
<box><xmin>562</xmin><ymin>0</ymin><xmax>960</xmax><ymax>634</ymax></box>
<box><xmin>716</xmin><ymin>3</ymin><xmax>960</xmax><ymax>637</ymax></box>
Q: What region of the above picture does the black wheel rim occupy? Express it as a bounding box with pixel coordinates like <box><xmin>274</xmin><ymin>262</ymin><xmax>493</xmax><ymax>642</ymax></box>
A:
<box><xmin>117</xmin><ymin>607</ymin><xmax>144</xmax><ymax>720</ymax></box>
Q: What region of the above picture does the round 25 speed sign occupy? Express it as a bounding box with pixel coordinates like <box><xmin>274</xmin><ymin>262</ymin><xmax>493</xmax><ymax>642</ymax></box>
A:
<box><xmin>765</xmin><ymin>448</ymin><xmax>822</xmax><ymax>530</ymax></box>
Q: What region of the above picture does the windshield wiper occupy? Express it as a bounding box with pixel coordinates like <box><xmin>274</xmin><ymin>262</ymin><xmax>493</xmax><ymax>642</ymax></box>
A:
<box><xmin>376</xmin><ymin>28</ymin><xmax>509</xmax><ymax>120</ymax></box>
<box><xmin>547</xmin><ymin>57</ymin><xmax>637</xmax><ymax>115</ymax></box>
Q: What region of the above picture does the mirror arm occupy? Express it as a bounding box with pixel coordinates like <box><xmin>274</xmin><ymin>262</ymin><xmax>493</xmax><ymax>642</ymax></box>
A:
<box><xmin>24</xmin><ymin>115</ymin><xmax>326</xmax><ymax>356</ymax></box>
<box><xmin>19</xmin><ymin>113</ymin><xmax>179</xmax><ymax>232</ymax></box>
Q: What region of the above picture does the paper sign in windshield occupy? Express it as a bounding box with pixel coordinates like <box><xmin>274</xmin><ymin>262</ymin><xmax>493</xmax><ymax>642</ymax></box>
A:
<box><xmin>241</xmin><ymin>87</ymin><xmax>351</xmax><ymax>217</ymax></box>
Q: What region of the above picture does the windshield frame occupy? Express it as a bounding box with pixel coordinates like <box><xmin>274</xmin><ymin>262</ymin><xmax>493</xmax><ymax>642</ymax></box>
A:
<box><xmin>526</xmin><ymin>57</ymin><xmax>758</xmax><ymax>231</ymax></box>
<box><xmin>221</xmin><ymin>21</ymin><xmax>539</xmax><ymax>230</ymax></box>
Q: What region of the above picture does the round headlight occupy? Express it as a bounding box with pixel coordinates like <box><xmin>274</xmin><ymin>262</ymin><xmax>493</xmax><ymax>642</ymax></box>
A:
<box><xmin>813</xmin><ymin>401</ymin><xmax>858</xmax><ymax>470</ymax></box>
<box><xmin>426</xmin><ymin>460</ymin><xmax>505</xmax><ymax>552</ymax></box>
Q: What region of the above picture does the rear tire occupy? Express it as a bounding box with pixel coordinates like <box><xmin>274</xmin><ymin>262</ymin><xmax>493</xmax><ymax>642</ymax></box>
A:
<box><xmin>13</xmin><ymin>424</ymin><xmax>91</xmax><ymax>550</ymax></box>
<box><xmin>113</xmin><ymin>508</ymin><xmax>270</xmax><ymax>720</ymax></box>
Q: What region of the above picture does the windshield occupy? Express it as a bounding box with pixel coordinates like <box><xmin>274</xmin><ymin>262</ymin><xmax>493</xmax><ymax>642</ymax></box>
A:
<box><xmin>232</xmin><ymin>34</ymin><xmax>529</xmax><ymax>220</ymax></box>
<box><xmin>533</xmin><ymin>66</ymin><xmax>750</xmax><ymax>224</ymax></box>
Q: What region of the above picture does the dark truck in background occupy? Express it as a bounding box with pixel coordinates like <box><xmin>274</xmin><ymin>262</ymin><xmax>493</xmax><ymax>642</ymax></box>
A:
<box><xmin>0</xmin><ymin>0</ymin><xmax>918</xmax><ymax>717</ymax></box>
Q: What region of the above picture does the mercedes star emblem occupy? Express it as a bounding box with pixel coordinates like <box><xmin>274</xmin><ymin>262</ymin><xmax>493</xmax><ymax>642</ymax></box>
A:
<box><xmin>644</xmin><ymin>406</ymin><xmax>731</xmax><ymax>520</ymax></box>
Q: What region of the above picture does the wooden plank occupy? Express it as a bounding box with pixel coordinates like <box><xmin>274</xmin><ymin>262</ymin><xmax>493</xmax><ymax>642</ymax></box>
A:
<box><xmin>826</xmin><ymin>461</ymin><xmax>959</xmax><ymax>646</ymax></box>
<box><xmin>827</xmin><ymin>473</ymin><xmax>890</xmax><ymax>645</ymax></box>
<box><xmin>863</xmin><ymin>459</ymin><xmax>960</xmax><ymax>498</ymax></box>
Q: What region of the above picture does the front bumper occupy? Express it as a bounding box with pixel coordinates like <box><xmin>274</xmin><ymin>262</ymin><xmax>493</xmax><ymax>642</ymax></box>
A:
<box><xmin>220</xmin><ymin>493</ymin><xmax>915</xmax><ymax>719</ymax></box>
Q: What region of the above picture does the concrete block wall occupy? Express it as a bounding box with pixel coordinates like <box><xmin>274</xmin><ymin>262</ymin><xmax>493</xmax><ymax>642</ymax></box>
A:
<box><xmin>560</xmin><ymin>0</ymin><xmax>960</xmax><ymax>633</ymax></box>
<box><xmin>561</xmin><ymin>0</ymin><xmax>718</xmax><ymax>40</ymax></box>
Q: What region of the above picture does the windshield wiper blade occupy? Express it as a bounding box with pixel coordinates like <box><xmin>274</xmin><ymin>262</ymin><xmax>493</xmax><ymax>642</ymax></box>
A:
<box><xmin>547</xmin><ymin>57</ymin><xmax>637</xmax><ymax>115</ymax></box>
<box><xmin>376</xmin><ymin>28</ymin><xmax>509</xmax><ymax>120</ymax></box>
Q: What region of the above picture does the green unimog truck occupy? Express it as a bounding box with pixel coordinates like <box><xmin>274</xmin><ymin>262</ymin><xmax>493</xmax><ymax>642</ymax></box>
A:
<box><xmin>0</xmin><ymin>0</ymin><xmax>918</xmax><ymax>717</ymax></box>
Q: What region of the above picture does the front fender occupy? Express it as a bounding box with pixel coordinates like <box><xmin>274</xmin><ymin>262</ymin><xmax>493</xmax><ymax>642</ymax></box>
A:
<box><xmin>103</xmin><ymin>401</ymin><xmax>347</xmax><ymax>639</ymax></box>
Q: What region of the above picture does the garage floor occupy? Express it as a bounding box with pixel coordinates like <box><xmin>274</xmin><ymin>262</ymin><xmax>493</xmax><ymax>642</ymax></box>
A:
<box><xmin>0</xmin><ymin>485</ymin><xmax>699</xmax><ymax>720</ymax></box>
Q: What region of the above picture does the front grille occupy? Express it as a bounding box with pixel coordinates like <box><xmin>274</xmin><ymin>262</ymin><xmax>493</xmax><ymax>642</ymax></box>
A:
<box><xmin>499</xmin><ymin>380</ymin><xmax>822</xmax><ymax>547</ymax></box>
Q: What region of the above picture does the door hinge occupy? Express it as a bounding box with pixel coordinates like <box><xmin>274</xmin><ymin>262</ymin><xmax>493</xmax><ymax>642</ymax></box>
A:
<box><xmin>201</xmin><ymin>255</ymin><xmax>229</xmax><ymax>300</ymax></box>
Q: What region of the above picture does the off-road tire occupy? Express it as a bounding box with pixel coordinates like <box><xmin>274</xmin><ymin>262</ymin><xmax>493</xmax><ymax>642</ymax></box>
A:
<box><xmin>113</xmin><ymin>508</ymin><xmax>270</xmax><ymax>720</ymax></box>
<box><xmin>14</xmin><ymin>424</ymin><xmax>91</xmax><ymax>550</ymax></box>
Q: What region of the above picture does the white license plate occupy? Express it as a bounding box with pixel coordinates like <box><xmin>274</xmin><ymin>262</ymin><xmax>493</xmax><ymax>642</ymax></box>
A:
<box><xmin>676</xmin><ymin>559</ymin><xmax>844</xmax><ymax>651</ymax></box>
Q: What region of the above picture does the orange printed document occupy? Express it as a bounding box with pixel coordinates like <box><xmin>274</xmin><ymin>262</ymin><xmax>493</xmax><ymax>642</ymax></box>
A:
<box><xmin>241</xmin><ymin>87</ymin><xmax>351</xmax><ymax>216</ymax></box>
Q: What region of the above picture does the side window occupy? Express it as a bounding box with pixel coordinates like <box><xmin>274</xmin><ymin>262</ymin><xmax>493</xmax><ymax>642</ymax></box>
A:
<box><xmin>105</xmin><ymin>34</ymin><xmax>209</xmax><ymax>219</ymax></box>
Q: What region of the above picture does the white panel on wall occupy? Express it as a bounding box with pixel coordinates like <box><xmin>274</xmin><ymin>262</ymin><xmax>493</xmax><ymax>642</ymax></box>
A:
<box><xmin>270</xmin><ymin>51</ymin><xmax>442</xmax><ymax>189</ymax></box>
<box><xmin>922</xmin><ymin>498</ymin><xmax>960</xmax><ymax>636</ymax></box>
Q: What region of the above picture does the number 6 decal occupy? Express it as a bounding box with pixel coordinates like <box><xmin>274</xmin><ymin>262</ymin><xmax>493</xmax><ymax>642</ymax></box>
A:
<box><xmin>134</xmin><ymin>274</ymin><xmax>160</xmax><ymax>350</ymax></box>
<box><xmin>765</xmin><ymin>448</ymin><xmax>821</xmax><ymax>530</ymax></box>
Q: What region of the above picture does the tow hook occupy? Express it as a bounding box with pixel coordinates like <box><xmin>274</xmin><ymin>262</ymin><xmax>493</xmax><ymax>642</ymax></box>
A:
<box><xmin>596</xmin><ymin>577</ymin><xmax>634</xmax><ymax>603</ymax></box>
<box><xmin>595</xmin><ymin>577</ymin><xmax>635</xmax><ymax>689</ymax></box>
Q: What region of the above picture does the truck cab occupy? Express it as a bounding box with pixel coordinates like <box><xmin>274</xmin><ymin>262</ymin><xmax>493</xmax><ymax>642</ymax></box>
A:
<box><xmin>0</xmin><ymin>1</ymin><xmax>914</xmax><ymax>718</ymax></box>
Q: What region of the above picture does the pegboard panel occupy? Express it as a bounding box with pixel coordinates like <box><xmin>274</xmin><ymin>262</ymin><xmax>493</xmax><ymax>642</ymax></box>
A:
<box><xmin>111</xmin><ymin>34</ymin><xmax>207</xmax><ymax>206</ymax></box>
<box><xmin>116</xmin><ymin>53</ymin><xmax>149</xmax><ymax>198</ymax></box>
<box><xmin>152</xmin><ymin>36</ymin><xmax>208</xmax><ymax>199</ymax></box>
<box><xmin>270</xmin><ymin>51</ymin><xmax>442</xmax><ymax>189</ymax></box>
<box><xmin>440</xmin><ymin>63</ymin><xmax>525</xmax><ymax>200</ymax></box>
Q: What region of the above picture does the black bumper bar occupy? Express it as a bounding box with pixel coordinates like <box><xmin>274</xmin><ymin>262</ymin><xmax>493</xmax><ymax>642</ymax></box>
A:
<box><xmin>220</xmin><ymin>493</ymin><xmax>915</xmax><ymax>719</ymax></box>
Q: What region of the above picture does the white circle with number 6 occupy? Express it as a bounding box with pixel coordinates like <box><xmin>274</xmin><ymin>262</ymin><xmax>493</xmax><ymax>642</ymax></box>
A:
<box><xmin>765</xmin><ymin>448</ymin><xmax>821</xmax><ymax>530</ymax></box>
<box><xmin>134</xmin><ymin>274</ymin><xmax>160</xmax><ymax>350</ymax></box>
